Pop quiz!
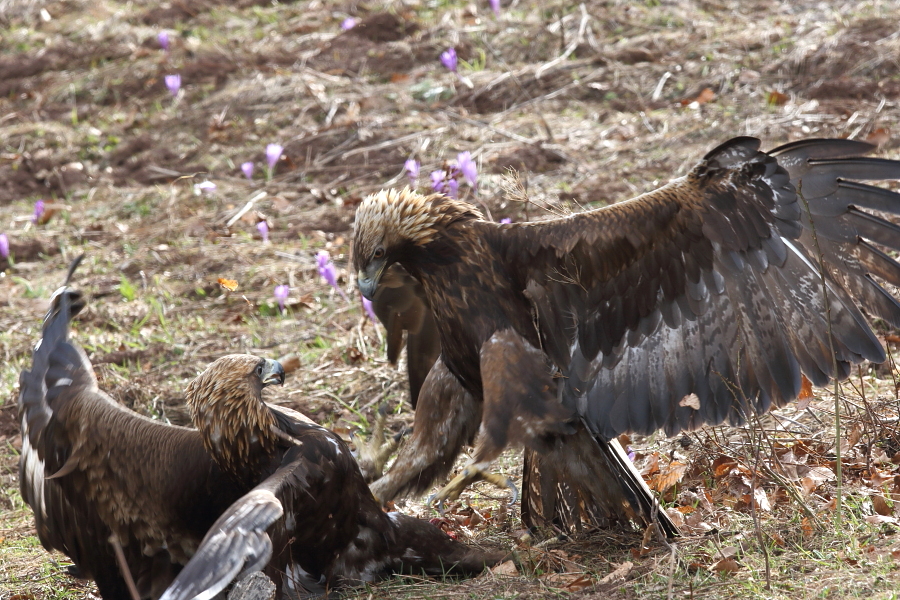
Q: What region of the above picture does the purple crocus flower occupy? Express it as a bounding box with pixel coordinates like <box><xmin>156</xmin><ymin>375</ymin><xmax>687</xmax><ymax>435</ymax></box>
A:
<box><xmin>158</xmin><ymin>31</ymin><xmax>170</xmax><ymax>51</ymax></box>
<box><xmin>32</xmin><ymin>200</ymin><xmax>45</xmax><ymax>224</ymax></box>
<box><xmin>361</xmin><ymin>296</ymin><xmax>377</xmax><ymax>323</ymax></box>
<box><xmin>316</xmin><ymin>250</ymin><xmax>348</xmax><ymax>300</ymax></box>
<box><xmin>430</xmin><ymin>170</ymin><xmax>446</xmax><ymax>193</ymax></box>
<box><xmin>341</xmin><ymin>17</ymin><xmax>357</xmax><ymax>30</ymax></box>
<box><xmin>404</xmin><ymin>158</ymin><xmax>420</xmax><ymax>188</ymax></box>
<box><xmin>456</xmin><ymin>151</ymin><xmax>477</xmax><ymax>189</ymax></box>
<box><xmin>164</xmin><ymin>74</ymin><xmax>181</xmax><ymax>97</ymax></box>
<box><xmin>257</xmin><ymin>221</ymin><xmax>269</xmax><ymax>243</ymax></box>
<box><xmin>489</xmin><ymin>0</ymin><xmax>501</xmax><ymax>17</ymax></box>
<box><xmin>500</xmin><ymin>218</ymin><xmax>512</xmax><ymax>224</ymax></box>
<box><xmin>194</xmin><ymin>181</ymin><xmax>216</xmax><ymax>195</ymax></box>
<box><xmin>241</xmin><ymin>161</ymin><xmax>254</xmax><ymax>180</ymax></box>
<box><xmin>447</xmin><ymin>179</ymin><xmax>459</xmax><ymax>199</ymax></box>
<box><xmin>266</xmin><ymin>144</ymin><xmax>283</xmax><ymax>171</ymax></box>
<box><xmin>274</xmin><ymin>284</ymin><xmax>290</xmax><ymax>313</ymax></box>
<box><xmin>440</xmin><ymin>48</ymin><xmax>458</xmax><ymax>73</ymax></box>
<box><xmin>627</xmin><ymin>447</ymin><xmax>636</xmax><ymax>462</ymax></box>
<box><xmin>0</xmin><ymin>233</ymin><xmax>8</xmax><ymax>259</ymax></box>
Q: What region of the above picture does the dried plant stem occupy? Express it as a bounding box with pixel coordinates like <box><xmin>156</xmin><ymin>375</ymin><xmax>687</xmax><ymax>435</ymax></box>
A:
<box><xmin>109</xmin><ymin>534</ymin><xmax>140</xmax><ymax>600</ymax></box>
<box><xmin>748</xmin><ymin>418</ymin><xmax>771</xmax><ymax>590</ymax></box>
<box><xmin>666</xmin><ymin>542</ymin><xmax>677</xmax><ymax>600</ymax></box>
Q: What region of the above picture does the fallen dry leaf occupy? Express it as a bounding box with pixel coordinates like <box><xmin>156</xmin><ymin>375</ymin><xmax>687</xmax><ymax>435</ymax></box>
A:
<box><xmin>711</xmin><ymin>557</ymin><xmax>740</xmax><ymax>574</ymax></box>
<box><xmin>872</xmin><ymin>447</ymin><xmax>891</xmax><ymax>464</ymax></box>
<box><xmin>752</xmin><ymin>486</ymin><xmax>771</xmax><ymax>511</ymax></box>
<box><xmin>681</xmin><ymin>87</ymin><xmax>716</xmax><ymax>106</ymax></box>
<box><xmin>870</xmin><ymin>468</ymin><xmax>894</xmax><ymax>488</ymax></box>
<box><xmin>491</xmin><ymin>560</ymin><xmax>518</xmax><ymax>576</ymax></box>
<box><xmin>767</xmin><ymin>90</ymin><xmax>789</xmax><ymax>106</ymax></box>
<box><xmin>865</xmin><ymin>514</ymin><xmax>898</xmax><ymax>525</ymax></box>
<box><xmin>718</xmin><ymin>546</ymin><xmax>738</xmax><ymax>559</ymax></box>
<box><xmin>873</xmin><ymin>495</ymin><xmax>893</xmax><ymax>517</ymax></box>
<box><xmin>679</xmin><ymin>393</ymin><xmax>700</xmax><ymax>410</ymax></box>
<box><xmin>217</xmin><ymin>278</ymin><xmax>239</xmax><ymax>291</ymax></box>
<box><xmin>541</xmin><ymin>573</ymin><xmax>593</xmax><ymax>591</ymax></box>
<box><xmin>798</xmin><ymin>374</ymin><xmax>814</xmax><ymax>400</ymax></box>
<box><xmin>866</xmin><ymin>127</ymin><xmax>891</xmax><ymax>148</ymax></box>
<box><xmin>712</xmin><ymin>456</ymin><xmax>739</xmax><ymax>478</ymax></box>
<box><xmin>650</xmin><ymin>461</ymin><xmax>687</xmax><ymax>493</ymax></box>
<box><xmin>641</xmin><ymin>452</ymin><xmax>660</xmax><ymax>478</ymax></box>
<box><xmin>800</xmin><ymin>476</ymin><xmax>818</xmax><ymax>496</ymax></box>
<box><xmin>277</xmin><ymin>354</ymin><xmax>302</xmax><ymax>374</ymax></box>
<box><xmin>847</xmin><ymin>424</ymin><xmax>862</xmax><ymax>449</ymax></box>
<box><xmin>801</xmin><ymin>517</ymin><xmax>814</xmax><ymax>538</ymax></box>
<box><xmin>598</xmin><ymin>561</ymin><xmax>633</xmax><ymax>585</ymax></box>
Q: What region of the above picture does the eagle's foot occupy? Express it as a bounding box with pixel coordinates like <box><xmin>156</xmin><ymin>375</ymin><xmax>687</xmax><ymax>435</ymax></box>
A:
<box><xmin>427</xmin><ymin>463</ymin><xmax>518</xmax><ymax>514</ymax></box>
<box><xmin>355</xmin><ymin>406</ymin><xmax>404</xmax><ymax>482</ymax></box>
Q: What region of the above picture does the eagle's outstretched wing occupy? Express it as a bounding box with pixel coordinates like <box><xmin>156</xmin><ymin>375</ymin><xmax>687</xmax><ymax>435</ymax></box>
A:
<box><xmin>493</xmin><ymin>137</ymin><xmax>900</xmax><ymax>440</ymax></box>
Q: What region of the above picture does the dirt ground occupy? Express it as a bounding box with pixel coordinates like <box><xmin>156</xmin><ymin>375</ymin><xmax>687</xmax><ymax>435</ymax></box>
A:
<box><xmin>3</xmin><ymin>0</ymin><xmax>900</xmax><ymax>598</ymax></box>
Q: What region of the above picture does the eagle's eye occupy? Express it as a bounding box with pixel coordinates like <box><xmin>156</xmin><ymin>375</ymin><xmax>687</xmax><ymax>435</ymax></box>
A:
<box><xmin>373</xmin><ymin>247</ymin><xmax>385</xmax><ymax>260</ymax></box>
<box><xmin>255</xmin><ymin>364</ymin><xmax>264</xmax><ymax>378</ymax></box>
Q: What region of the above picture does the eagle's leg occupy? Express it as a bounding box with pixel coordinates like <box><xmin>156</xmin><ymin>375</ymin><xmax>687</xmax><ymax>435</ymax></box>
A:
<box><xmin>368</xmin><ymin>357</ymin><xmax>482</xmax><ymax>505</ymax></box>
<box><xmin>356</xmin><ymin>406</ymin><xmax>404</xmax><ymax>483</ymax></box>
<box><xmin>426</xmin><ymin>461</ymin><xmax>518</xmax><ymax>513</ymax></box>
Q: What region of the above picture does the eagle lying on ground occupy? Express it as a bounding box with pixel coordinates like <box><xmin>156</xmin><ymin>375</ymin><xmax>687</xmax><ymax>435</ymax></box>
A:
<box><xmin>354</xmin><ymin>137</ymin><xmax>900</xmax><ymax>533</ymax></box>
<box><xmin>18</xmin><ymin>260</ymin><xmax>503</xmax><ymax>600</ymax></box>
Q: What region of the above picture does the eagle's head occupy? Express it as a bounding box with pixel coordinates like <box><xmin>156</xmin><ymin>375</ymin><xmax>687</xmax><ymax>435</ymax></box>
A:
<box><xmin>185</xmin><ymin>354</ymin><xmax>285</xmax><ymax>478</ymax></box>
<box><xmin>353</xmin><ymin>188</ymin><xmax>482</xmax><ymax>299</ymax></box>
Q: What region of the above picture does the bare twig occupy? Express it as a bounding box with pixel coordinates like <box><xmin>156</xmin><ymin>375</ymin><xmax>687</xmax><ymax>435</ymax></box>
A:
<box><xmin>109</xmin><ymin>534</ymin><xmax>140</xmax><ymax>600</ymax></box>
<box><xmin>748</xmin><ymin>418</ymin><xmax>771</xmax><ymax>591</ymax></box>
<box><xmin>225</xmin><ymin>191</ymin><xmax>268</xmax><ymax>227</ymax></box>
<box><xmin>536</xmin><ymin>4</ymin><xmax>589</xmax><ymax>79</ymax></box>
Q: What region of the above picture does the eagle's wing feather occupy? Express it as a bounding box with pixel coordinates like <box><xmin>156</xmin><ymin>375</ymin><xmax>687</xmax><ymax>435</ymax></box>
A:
<box><xmin>158</xmin><ymin>464</ymin><xmax>298</xmax><ymax>600</ymax></box>
<box><xmin>371</xmin><ymin>264</ymin><xmax>441</xmax><ymax>407</ymax></box>
<box><xmin>492</xmin><ymin>137</ymin><xmax>900</xmax><ymax>440</ymax></box>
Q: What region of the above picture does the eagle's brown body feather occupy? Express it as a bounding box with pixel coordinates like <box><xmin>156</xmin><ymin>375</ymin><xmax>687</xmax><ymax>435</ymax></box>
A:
<box><xmin>356</xmin><ymin>137</ymin><xmax>900</xmax><ymax>532</ymax></box>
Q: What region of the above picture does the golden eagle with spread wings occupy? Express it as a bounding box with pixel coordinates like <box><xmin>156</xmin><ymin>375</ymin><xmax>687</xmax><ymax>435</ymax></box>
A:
<box><xmin>18</xmin><ymin>260</ymin><xmax>502</xmax><ymax>599</ymax></box>
<box><xmin>354</xmin><ymin>137</ymin><xmax>900</xmax><ymax>533</ymax></box>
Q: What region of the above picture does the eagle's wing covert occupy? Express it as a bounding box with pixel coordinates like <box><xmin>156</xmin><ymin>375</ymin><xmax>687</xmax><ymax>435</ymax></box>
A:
<box><xmin>494</xmin><ymin>137</ymin><xmax>900</xmax><ymax>440</ymax></box>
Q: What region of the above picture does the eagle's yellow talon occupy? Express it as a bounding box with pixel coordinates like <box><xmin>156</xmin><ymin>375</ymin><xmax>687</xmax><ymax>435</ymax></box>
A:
<box><xmin>426</xmin><ymin>465</ymin><xmax>518</xmax><ymax>514</ymax></box>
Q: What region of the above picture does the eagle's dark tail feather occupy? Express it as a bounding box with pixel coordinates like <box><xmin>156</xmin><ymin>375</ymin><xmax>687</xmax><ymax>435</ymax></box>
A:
<box><xmin>522</xmin><ymin>424</ymin><xmax>677</xmax><ymax>538</ymax></box>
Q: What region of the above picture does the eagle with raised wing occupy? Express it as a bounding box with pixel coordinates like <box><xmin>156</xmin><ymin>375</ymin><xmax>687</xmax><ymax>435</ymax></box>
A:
<box><xmin>19</xmin><ymin>260</ymin><xmax>503</xmax><ymax>600</ymax></box>
<box><xmin>353</xmin><ymin>137</ymin><xmax>900</xmax><ymax>533</ymax></box>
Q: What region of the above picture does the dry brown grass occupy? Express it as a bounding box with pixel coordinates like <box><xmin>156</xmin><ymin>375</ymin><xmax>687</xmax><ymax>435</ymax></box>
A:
<box><xmin>3</xmin><ymin>0</ymin><xmax>900</xmax><ymax>598</ymax></box>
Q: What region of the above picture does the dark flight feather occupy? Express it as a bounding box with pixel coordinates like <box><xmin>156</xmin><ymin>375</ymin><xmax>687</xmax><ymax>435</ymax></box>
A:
<box><xmin>369</xmin><ymin>264</ymin><xmax>441</xmax><ymax>408</ymax></box>
<box><xmin>352</xmin><ymin>137</ymin><xmax>900</xmax><ymax>534</ymax></box>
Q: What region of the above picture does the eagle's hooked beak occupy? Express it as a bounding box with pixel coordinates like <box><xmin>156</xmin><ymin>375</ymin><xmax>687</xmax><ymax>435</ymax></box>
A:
<box><xmin>261</xmin><ymin>359</ymin><xmax>286</xmax><ymax>387</ymax></box>
<box><xmin>357</xmin><ymin>259</ymin><xmax>386</xmax><ymax>301</ymax></box>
